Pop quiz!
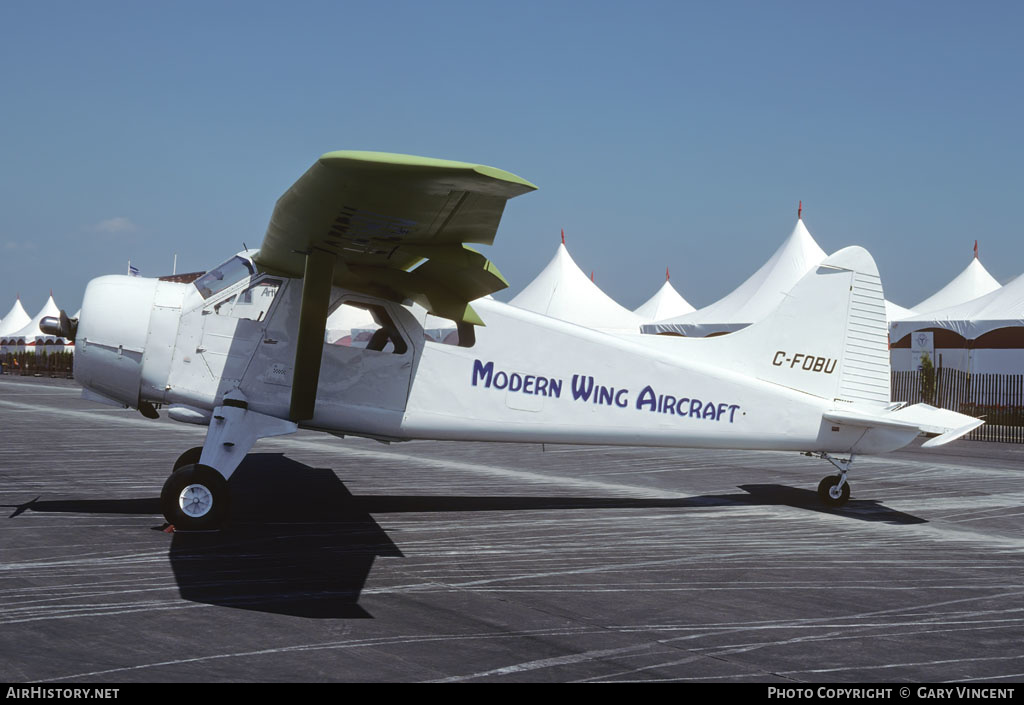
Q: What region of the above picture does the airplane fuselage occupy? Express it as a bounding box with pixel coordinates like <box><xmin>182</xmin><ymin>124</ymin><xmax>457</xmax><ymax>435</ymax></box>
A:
<box><xmin>74</xmin><ymin>261</ymin><xmax>911</xmax><ymax>458</ymax></box>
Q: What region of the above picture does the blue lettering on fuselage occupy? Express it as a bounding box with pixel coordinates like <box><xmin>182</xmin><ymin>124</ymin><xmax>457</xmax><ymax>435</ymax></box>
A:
<box><xmin>472</xmin><ymin>361</ymin><xmax>739</xmax><ymax>422</ymax></box>
<box><xmin>572</xmin><ymin>375</ymin><xmax>629</xmax><ymax>408</ymax></box>
<box><xmin>473</xmin><ymin>359</ymin><xmax>562</xmax><ymax>398</ymax></box>
<box><xmin>636</xmin><ymin>384</ymin><xmax>740</xmax><ymax>423</ymax></box>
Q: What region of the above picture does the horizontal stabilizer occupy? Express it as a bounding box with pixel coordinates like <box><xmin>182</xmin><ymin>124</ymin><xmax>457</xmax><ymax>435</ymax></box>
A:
<box><xmin>823</xmin><ymin>409</ymin><xmax>920</xmax><ymax>433</ymax></box>
<box><xmin>826</xmin><ymin>402</ymin><xmax>983</xmax><ymax>450</ymax></box>
<box><xmin>921</xmin><ymin>420</ymin><xmax>986</xmax><ymax>448</ymax></box>
<box><xmin>887</xmin><ymin>403</ymin><xmax>985</xmax><ymax>446</ymax></box>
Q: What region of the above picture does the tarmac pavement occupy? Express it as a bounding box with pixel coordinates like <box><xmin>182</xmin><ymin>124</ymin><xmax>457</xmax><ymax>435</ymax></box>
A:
<box><xmin>1</xmin><ymin>375</ymin><xmax>1022</xmax><ymax>683</ymax></box>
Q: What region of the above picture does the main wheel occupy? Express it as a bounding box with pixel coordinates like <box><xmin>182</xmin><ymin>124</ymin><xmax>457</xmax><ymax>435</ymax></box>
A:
<box><xmin>817</xmin><ymin>475</ymin><xmax>850</xmax><ymax>507</ymax></box>
<box><xmin>172</xmin><ymin>446</ymin><xmax>204</xmax><ymax>473</ymax></box>
<box><xmin>161</xmin><ymin>464</ymin><xmax>230</xmax><ymax>530</ymax></box>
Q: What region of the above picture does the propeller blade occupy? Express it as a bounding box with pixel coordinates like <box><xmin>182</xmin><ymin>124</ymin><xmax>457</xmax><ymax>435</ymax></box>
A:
<box><xmin>60</xmin><ymin>310</ymin><xmax>78</xmax><ymax>341</ymax></box>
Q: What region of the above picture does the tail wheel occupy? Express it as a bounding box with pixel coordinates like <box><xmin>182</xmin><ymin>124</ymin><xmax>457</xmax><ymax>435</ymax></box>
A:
<box><xmin>172</xmin><ymin>446</ymin><xmax>204</xmax><ymax>473</ymax></box>
<box><xmin>817</xmin><ymin>475</ymin><xmax>851</xmax><ymax>507</ymax></box>
<box><xmin>161</xmin><ymin>464</ymin><xmax>230</xmax><ymax>530</ymax></box>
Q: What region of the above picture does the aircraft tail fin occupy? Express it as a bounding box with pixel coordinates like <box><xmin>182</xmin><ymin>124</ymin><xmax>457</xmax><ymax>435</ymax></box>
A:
<box><xmin>684</xmin><ymin>246</ymin><xmax>983</xmax><ymax>450</ymax></box>
<box><xmin>694</xmin><ymin>246</ymin><xmax>890</xmax><ymax>404</ymax></box>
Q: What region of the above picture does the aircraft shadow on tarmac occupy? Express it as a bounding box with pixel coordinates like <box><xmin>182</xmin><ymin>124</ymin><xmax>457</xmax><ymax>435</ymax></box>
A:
<box><xmin>353</xmin><ymin>483</ymin><xmax>927</xmax><ymax>525</ymax></box>
<box><xmin>4</xmin><ymin>454</ymin><xmax>925</xmax><ymax>618</ymax></box>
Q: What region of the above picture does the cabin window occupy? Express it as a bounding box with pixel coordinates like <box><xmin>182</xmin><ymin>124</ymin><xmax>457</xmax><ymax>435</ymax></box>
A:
<box><xmin>424</xmin><ymin>321</ymin><xmax>475</xmax><ymax>348</ymax></box>
<box><xmin>206</xmin><ymin>277</ymin><xmax>282</xmax><ymax>321</ymax></box>
<box><xmin>194</xmin><ymin>256</ymin><xmax>255</xmax><ymax>300</ymax></box>
<box><xmin>325</xmin><ymin>301</ymin><xmax>407</xmax><ymax>354</ymax></box>
<box><xmin>231</xmin><ymin>278</ymin><xmax>281</xmax><ymax>321</ymax></box>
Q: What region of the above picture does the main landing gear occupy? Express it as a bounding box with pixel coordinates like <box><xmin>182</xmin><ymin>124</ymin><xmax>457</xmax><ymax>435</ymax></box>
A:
<box><xmin>808</xmin><ymin>452</ymin><xmax>853</xmax><ymax>507</ymax></box>
<box><xmin>161</xmin><ymin>463</ymin><xmax>229</xmax><ymax>531</ymax></box>
<box><xmin>158</xmin><ymin>392</ymin><xmax>298</xmax><ymax>531</ymax></box>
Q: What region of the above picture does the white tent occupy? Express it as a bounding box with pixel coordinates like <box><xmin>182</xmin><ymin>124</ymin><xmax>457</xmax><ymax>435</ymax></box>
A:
<box><xmin>911</xmin><ymin>251</ymin><xmax>1001</xmax><ymax>315</ymax></box>
<box><xmin>326</xmin><ymin>299</ymin><xmax>465</xmax><ymax>347</ymax></box>
<box><xmin>4</xmin><ymin>294</ymin><xmax>64</xmax><ymax>349</ymax></box>
<box><xmin>324</xmin><ymin>300</ymin><xmax>379</xmax><ymax>346</ymax></box>
<box><xmin>395</xmin><ymin>301</ymin><xmax>463</xmax><ymax>344</ymax></box>
<box><xmin>0</xmin><ymin>297</ymin><xmax>31</xmax><ymax>340</ymax></box>
<box><xmin>890</xmin><ymin>271</ymin><xmax>1024</xmax><ymax>374</ymax></box>
<box><xmin>885</xmin><ymin>300</ymin><xmax>916</xmax><ymax>322</ymax></box>
<box><xmin>642</xmin><ymin>217</ymin><xmax>827</xmax><ymax>336</ymax></box>
<box><xmin>633</xmin><ymin>270</ymin><xmax>695</xmax><ymax>322</ymax></box>
<box><xmin>892</xmin><ymin>272</ymin><xmax>1023</xmax><ymax>343</ymax></box>
<box><xmin>509</xmin><ymin>239</ymin><xmax>644</xmax><ymax>333</ymax></box>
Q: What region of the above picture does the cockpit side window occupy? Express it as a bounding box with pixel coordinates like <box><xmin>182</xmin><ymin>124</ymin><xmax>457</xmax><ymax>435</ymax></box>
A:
<box><xmin>194</xmin><ymin>256</ymin><xmax>255</xmax><ymax>300</ymax></box>
<box><xmin>207</xmin><ymin>278</ymin><xmax>283</xmax><ymax>322</ymax></box>
<box><xmin>231</xmin><ymin>278</ymin><xmax>282</xmax><ymax>322</ymax></box>
<box><xmin>325</xmin><ymin>301</ymin><xmax>408</xmax><ymax>355</ymax></box>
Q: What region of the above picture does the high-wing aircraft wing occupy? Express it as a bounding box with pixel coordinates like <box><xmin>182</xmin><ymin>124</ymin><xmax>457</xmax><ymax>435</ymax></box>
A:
<box><xmin>254</xmin><ymin>150</ymin><xmax>536</xmax><ymax>322</ymax></box>
<box><xmin>251</xmin><ymin>151</ymin><xmax>537</xmax><ymax>420</ymax></box>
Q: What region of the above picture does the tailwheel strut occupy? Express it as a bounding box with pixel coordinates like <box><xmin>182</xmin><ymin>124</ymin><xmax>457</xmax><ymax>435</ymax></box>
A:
<box><xmin>813</xmin><ymin>452</ymin><xmax>853</xmax><ymax>507</ymax></box>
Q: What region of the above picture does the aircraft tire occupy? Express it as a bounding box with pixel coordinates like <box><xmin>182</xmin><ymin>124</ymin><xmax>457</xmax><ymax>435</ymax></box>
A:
<box><xmin>817</xmin><ymin>475</ymin><xmax>850</xmax><ymax>507</ymax></box>
<box><xmin>161</xmin><ymin>464</ymin><xmax>229</xmax><ymax>530</ymax></box>
<box><xmin>172</xmin><ymin>446</ymin><xmax>204</xmax><ymax>473</ymax></box>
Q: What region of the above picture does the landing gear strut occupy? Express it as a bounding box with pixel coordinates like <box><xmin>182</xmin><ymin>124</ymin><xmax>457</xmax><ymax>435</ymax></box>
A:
<box><xmin>813</xmin><ymin>452</ymin><xmax>853</xmax><ymax>507</ymax></box>
<box><xmin>158</xmin><ymin>391</ymin><xmax>298</xmax><ymax>530</ymax></box>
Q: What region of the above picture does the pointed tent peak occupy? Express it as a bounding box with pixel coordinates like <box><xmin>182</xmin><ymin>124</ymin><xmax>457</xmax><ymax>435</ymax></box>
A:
<box><xmin>798</xmin><ymin>200</ymin><xmax>802</xmax><ymax>220</ymax></box>
<box><xmin>561</xmin><ymin>228</ymin><xmax>565</xmax><ymax>244</ymax></box>
<box><xmin>666</xmin><ymin>266</ymin><xmax>670</xmax><ymax>281</ymax></box>
<box><xmin>590</xmin><ymin>271</ymin><xmax>594</xmax><ymax>282</ymax></box>
<box><xmin>911</xmin><ymin>252</ymin><xmax>1002</xmax><ymax>314</ymax></box>
<box><xmin>553</xmin><ymin>237</ymin><xmax>573</xmax><ymax>260</ymax></box>
<box><xmin>974</xmin><ymin>240</ymin><xmax>978</xmax><ymax>259</ymax></box>
<box><xmin>33</xmin><ymin>295</ymin><xmax>61</xmax><ymax>320</ymax></box>
<box><xmin>891</xmin><ymin>268</ymin><xmax>1024</xmax><ymax>343</ymax></box>
<box><xmin>0</xmin><ymin>297</ymin><xmax>32</xmax><ymax>337</ymax></box>
<box><xmin>509</xmin><ymin>239</ymin><xmax>644</xmax><ymax>331</ymax></box>
<box><xmin>5</xmin><ymin>297</ymin><xmax>28</xmax><ymax>315</ymax></box>
<box><xmin>788</xmin><ymin>217</ymin><xmax>822</xmax><ymax>258</ymax></box>
<box><xmin>641</xmin><ymin>217</ymin><xmax>827</xmax><ymax>336</ymax></box>
<box><xmin>792</xmin><ymin>214</ymin><xmax>812</xmax><ymax>237</ymax></box>
<box><xmin>634</xmin><ymin>277</ymin><xmax>696</xmax><ymax>321</ymax></box>
<box><xmin>4</xmin><ymin>294</ymin><xmax>62</xmax><ymax>342</ymax></box>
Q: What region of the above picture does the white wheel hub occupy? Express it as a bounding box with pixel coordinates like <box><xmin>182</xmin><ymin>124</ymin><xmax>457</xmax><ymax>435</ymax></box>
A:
<box><xmin>178</xmin><ymin>484</ymin><xmax>214</xmax><ymax>518</ymax></box>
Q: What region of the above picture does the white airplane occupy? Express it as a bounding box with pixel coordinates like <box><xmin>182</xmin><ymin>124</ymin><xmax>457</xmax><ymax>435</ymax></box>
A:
<box><xmin>43</xmin><ymin>151</ymin><xmax>983</xmax><ymax>530</ymax></box>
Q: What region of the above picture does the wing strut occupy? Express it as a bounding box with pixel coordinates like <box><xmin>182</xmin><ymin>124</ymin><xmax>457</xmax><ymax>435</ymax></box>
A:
<box><xmin>289</xmin><ymin>249</ymin><xmax>335</xmax><ymax>421</ymax></box>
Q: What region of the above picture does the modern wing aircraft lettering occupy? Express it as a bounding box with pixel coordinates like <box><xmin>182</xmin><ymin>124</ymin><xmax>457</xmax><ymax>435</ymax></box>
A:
<box><xmin>41</xmin><ymin>150</ymin><xmax>984</xmax><ymax>531</ymax></box>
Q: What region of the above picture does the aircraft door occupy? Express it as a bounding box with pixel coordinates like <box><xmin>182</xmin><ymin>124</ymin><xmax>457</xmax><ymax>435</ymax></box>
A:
<box><xmin>320</xmin><ymin>298</ymin><xmax>415</xmax><ymax>412</ymax></box>
<box><xmin>169</xmin><ymin>276</ymin><xmax>284</xmax><ymax>406</ymax></box>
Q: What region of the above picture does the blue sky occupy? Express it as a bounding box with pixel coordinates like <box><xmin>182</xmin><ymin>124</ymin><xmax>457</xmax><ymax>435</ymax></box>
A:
<box><xmin>2</xmin><ymin>1</ymin><xmax>1022</xmax><ymax>317</ymax></box>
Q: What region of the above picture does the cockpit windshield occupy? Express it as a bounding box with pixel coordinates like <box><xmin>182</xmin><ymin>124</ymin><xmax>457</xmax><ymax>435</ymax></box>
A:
<box><xmin>194</xmin><ymin>256</ymin><xmax>255</xmax><ymax>299</ymax></box>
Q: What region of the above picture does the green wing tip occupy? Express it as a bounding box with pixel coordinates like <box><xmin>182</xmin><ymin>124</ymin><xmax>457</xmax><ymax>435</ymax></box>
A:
<box><xmin>485</xmin><ymin>261</ymin><xmax>510</xmax><ymax>290</ymax></box>
<box><xmin>463</xmin><ymin>304</ymin><xmax>485</xmax><ymax>326</ymax></box>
